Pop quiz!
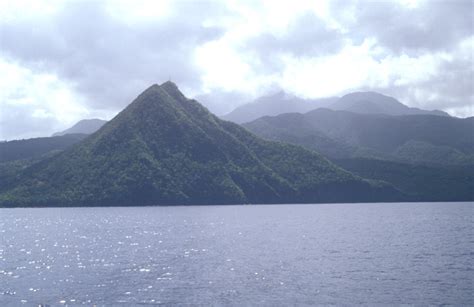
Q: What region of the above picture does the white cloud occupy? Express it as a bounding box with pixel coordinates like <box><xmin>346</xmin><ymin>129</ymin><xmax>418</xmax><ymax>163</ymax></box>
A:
<box><xmin>0</xmin><ymin>0</ymin><xmax>60</xmax><ymax>21</ymax></box>
<box><xmin>0</xmin><ymin>0</ymin><xmax>472</xmax><ymax>139</ymax></box>
<box><xmin>0</xmin><ymin>57</ymin><xmax>109</xmax><ymax>140</ymax></box>
<box><xmin>279</xmin><ymin>39</ymin><xmax>375</xmax><ymax>98</ymax></box>
<box><xmin>105</xmin><ymin>0</ymin><xmax>172</xmax><ymax>23</ymax></box>
<box><xmin>445</xmin><ymin>104</ymin><xmax>474</xmax><ymax>118</ymax></box>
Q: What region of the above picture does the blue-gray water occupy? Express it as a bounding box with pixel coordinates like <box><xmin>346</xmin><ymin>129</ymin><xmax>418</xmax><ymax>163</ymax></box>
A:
<box><xmin>1</xmin><ymin>202</ymin><xmax>473</xmax><ymax>305</ymax></box>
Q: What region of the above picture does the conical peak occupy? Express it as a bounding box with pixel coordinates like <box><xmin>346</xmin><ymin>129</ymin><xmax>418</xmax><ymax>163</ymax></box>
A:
<box><xmin>160</xmin><ymin>81</ymin><xmax>186</xmax><ymax>101</ymax></box>
<box><xmin>138</xmin><ymin>82</ymin><xmax>183</xmax><ymax>99</ymax></box>
<box><xmin>161</xmin><ymin>80</ymin><xmax>178</xmax><ymax>89</ymax></box>
<box><xmin>123</xmin><ymin>82</ymin><xmax>196</xmax><ymax>124</ymax></box>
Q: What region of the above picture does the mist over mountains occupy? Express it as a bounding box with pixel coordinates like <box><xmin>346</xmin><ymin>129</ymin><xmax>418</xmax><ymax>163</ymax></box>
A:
<box><xmin>47</xmin><ymin>89</ymin><xmax>454</xmax><ymax>137</ymax></box>
<box><xmin>244</xmin><ymin>108</ymin><xmax>473</xmax><ymax>165</ymax></box>
<box><xmin>221</xmin><ymin>91</ymin><xmax>338</xmax><ymax>124</ymax></box>
<box><xmin>222</xmin><ymin>90</ymin><xmax>450</xmax><ymax>124</ymax></box>
<box><xmin>330</xmin><ymin>92</ymin><xmax>450</xmax><ymax>117</ymax></box>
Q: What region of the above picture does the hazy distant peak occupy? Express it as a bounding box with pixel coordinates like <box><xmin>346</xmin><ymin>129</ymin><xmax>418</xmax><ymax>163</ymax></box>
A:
<box><xmin>266</xmin><ymin>90</ymin><xmax>296</xmax><ymax>101</ymax></box>
<box><xmin>222</xmin><ymin>91</ymin><xmax>338</xmax><ymax>124</ymax></box>
<box><xmin>53</xmin><ymin>119</ymin><xmax>107</xmax><ymax>137</ymax></box>
<box><xmin>343</xmin><ymin>91</ymin><xmax>394</xmax><ymax>98</ymax></box>
<box><xmin>340</xmin><ymin>91</ymin><xmax>401</xmax><ymax>106</ymax></box>
<box><xmin>332</xmin><ymin>91</ymin><xmax>449</xmax><ymax>117</ymax></box>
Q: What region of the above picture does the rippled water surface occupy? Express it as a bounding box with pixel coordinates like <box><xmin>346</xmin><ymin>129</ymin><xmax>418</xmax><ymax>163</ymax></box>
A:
<box><xmin>1</xmin><ymin>202</ymin><xmax>473</xmax><ymax>305</ymax></box>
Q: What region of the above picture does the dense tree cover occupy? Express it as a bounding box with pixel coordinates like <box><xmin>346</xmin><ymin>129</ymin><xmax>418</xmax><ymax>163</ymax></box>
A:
<box><xmin>334</xmin><ymin>158</ymin><xmax>474</xmax><ymax>201</ymax></box>
<box><xmin>0</xmin><ymin>82</ymin><xmax>403</xmax><ymax>207</ymax></box>
<box><xmin>244</xmin><ymin>109</ymin><xmax>474</xmax><ymax>201</ymax></box>
<box><xmin>0</xmin><ymin>134</ymin><xmax>88</xmax><ymax>163</ymax></box>
<box><xmin>244</xmin><ymin>108</ymin><xmax>474</xmax><ymax>166</ymax></box>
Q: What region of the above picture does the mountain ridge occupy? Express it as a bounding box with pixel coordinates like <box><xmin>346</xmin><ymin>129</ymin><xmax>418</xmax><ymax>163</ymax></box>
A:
<box><xmin>0</xmin><ymin>82</ymin><xmax>402</xmax><ymax>207</ymax></box>
<box><xmin>221</xmin><ymin>91</ymin><xmax>338</xmax><ymax>124</ymax></box>
<box><xmin>0</xmin><ymin>134</ymin><xmax>88</xmax><ymax>163</ymax></box>
<box><xmin>244</xmin><ymin>108</ymin><xmax>473</xmax><ymax>166</ymax></box>
<box><xmin>222</xmin><ymin>90</ymin><xmax>450</xmax><ymax>124</ymax></box>
<box><xmin>331</xmin><ymin>92</ymin><xmax>449</xmax><ymax>117</ymax></box>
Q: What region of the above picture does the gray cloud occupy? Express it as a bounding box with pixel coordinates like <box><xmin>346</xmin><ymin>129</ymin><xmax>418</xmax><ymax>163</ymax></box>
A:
<box><xmin>0</xmin><ymin>103</ymin><xmax>58</xmax><ymax>140</ymax></box>
<box><xmin>244</xmin><ymin>1</ymin><xmax>472</xmax><ymax>63</ymax></box>
<box><xmin>330</xmin><ymin>0</ymin><xmax>473</xmax><ymax>54</ymax></box>
<box><xmin>334</xmin><ymin>0</ymin><xmax>473</xmax><ymax>112</ymax></box>
<box><xmin>246</xmin><ymin>12</ymin><xmax>344</xmax><ymax>72</ymax></box>
<box><xmin>195</xmin><ymin>90</ymin><xmax>252</xmax><ymax>116</ymax></box>
<box><xmin>0</xmin><ymin>1</ymin><xmax>226</xmax><ymax>110</ymax></box>
<box><xmin>0</xmin><ymin>0</ymin><xmax>472</xmax><ymax>140</ymax></box>
<box><xmin>244</xmin><ymin>0</ymin><xmax>472</xmax><ymax>113</ymax></box>
<box><xmin>356</xmin><ymin>52</ymin><xmax>473</xmax><ymax>113</ymax></box>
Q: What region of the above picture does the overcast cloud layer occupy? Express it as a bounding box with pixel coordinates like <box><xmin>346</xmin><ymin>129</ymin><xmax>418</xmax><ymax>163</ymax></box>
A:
<box><xmin>0</xmin><ymin>0</ymin><xmax>472</xmax><ymax>140</ymax></box>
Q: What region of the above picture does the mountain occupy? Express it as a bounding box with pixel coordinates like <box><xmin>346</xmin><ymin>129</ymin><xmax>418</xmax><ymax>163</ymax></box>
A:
<box><xmin>330</xmin><ymin>92</ymin><xmax>449</xmax><ymax>116</ymax></box>
<box><xmin>334</xmin><ymin>158</ymin><xmax>474</xmax><ymax>202</ymax></box>
<box><xmin>221</xmin><ymin>91</ymin><xmax>338</xmax><ymax>124</ymax></box>
<box><xmin>0</xmin><ymin>82</ymin><xmax>402</xmax><ymax>207</ymax></box>
<box><xmin>53</xmin><ymin>119</ymin><xmax>107</xmax><ymax>136</ymax></box>
<box><xmin>0</xmin><ymin>134</ymin><xmax>88</xmax><ymax>163</ymax></box>
<box><xmin>222</xmin><ymin>91</ymin><xmax>449</xmax><ymax>125</ymax></box>
<box><xmin>244</xmin><ymin>109</ymin><xmax>474</xmax><ymax>201</ymax></box>
<box><xmin>244</xmin><ymin>108</ymin><xmax>474</xmax><ymax>166</ymax></box>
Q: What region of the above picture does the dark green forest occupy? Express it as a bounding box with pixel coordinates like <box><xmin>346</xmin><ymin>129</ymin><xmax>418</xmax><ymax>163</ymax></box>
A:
<box><xmin>244</xmin><ymin>108</ymin><xmax>474</xmax><ymax>166</ymax></box>
<box><xmin>244</xmin><ymin>109</ymin><xmax>474</xmax><ymax>201</ymax></box>
<box><xmin>0</xmin><ymin>82</ymin><xmax>402</xmax><ymax>207</ymax></box>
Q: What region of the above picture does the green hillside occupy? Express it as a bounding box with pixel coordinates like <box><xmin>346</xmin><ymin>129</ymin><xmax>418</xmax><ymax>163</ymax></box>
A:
<box><xmin>0</xmin><ymin>82</ymin><xmax>402</xmax><ymax>207</ymax></box>
<box><xmin>244</xmin><ymin>108</ymin><xmax>474</xmax><ymax>166</ymax></box>
<box><xmin>334</xmin><ymin>158</ymin><xmax>474</xmax><ymax>201</ymax></box>
<box><xmin>0</xmin><ymin>134</ymin><xmax>88</xmax><ymax>163</ymax></box>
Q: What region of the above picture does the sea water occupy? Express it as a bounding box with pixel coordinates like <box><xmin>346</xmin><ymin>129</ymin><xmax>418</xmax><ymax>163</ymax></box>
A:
<box><xmin>1</xmin><ymin>202</ymin><xmax>472</xmax><ymax>305</ymax></box>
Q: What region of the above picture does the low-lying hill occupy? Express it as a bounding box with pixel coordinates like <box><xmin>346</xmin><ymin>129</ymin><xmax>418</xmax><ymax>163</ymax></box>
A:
<box><xmin>0</xmin><ymin>134</ymin><xmax>88</xmax><ymax>163</ymax></box>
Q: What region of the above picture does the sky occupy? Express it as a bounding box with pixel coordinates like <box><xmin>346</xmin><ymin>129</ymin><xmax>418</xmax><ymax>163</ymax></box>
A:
<box><xmin>0</xmin><ymin>0</ymin><xmax>472</xmax><ymax>140</ymax></box>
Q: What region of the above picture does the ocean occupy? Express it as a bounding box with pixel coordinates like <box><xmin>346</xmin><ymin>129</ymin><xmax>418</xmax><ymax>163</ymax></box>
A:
<box><xmin>1</xmin><ymin>202</ymin><xmax>472</xmax><ymax>305</ymax></box>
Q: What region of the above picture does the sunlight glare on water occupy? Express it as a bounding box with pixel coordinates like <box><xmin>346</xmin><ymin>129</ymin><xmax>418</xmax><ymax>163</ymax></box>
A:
<box><xmin>0</xmin><ymin>202</ymin><xmax>473</xmax><ymax>305</ymax></box>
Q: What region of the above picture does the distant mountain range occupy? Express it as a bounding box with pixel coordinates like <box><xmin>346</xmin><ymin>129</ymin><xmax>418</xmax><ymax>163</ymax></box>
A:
<box><xmin>221</xmin><ymin>91</ymin><xmax>338</xmax><ymax>124</ymax></box>
<box><xmin>50</xmin><ymin>91</ymin><xmax>452</xmax><ymax>137</ymax></box>
<box><xmin>244</xmin><ymin>108</ymin><xmax>473</xmax><ymax>166</ymax></box>
<box><xmin>244</xmin><ymin>108</ymin><xmax>474</xmax><ymax>201</ymax></box>
<box><xmin>53</xmin><ymin>119</ymin><xmax>107</xmax><ymax>136</ymax></box>
<box><xmin>223</xmin><ymin>91</ymin><xmax>449</xmax><ymax>124</ymax></box>
<box><xmin>330</xmin><ymin>92</ymin><xmax>449</xmax><ymax>117</ymax></box>
<box><xmin>0</xmin><ymin>82</ymin><xmax>401</xmax><ymax>207</ymax></box>
<box><xmin>1</xmin><ymin>86</ymin><xmax>471</xmax><ymax>206</ymax></box>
